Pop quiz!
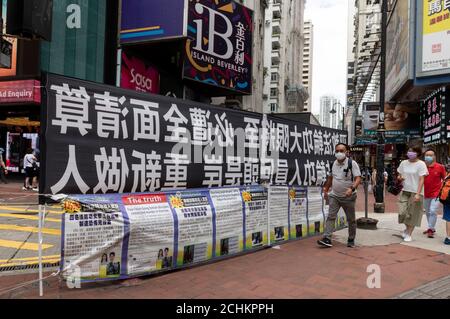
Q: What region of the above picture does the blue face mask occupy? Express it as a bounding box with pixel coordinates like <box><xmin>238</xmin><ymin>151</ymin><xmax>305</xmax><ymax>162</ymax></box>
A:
<box><xmin>424</xmin><ymin>156</ymin><xmax>434</xmax><ymax>164</ymax></box>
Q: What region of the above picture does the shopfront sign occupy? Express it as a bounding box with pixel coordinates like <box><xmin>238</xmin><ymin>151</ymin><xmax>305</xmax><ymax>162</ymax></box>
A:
<box><xmin>422</xmin><ymin>86</ymin><xmax>445</xmax><ymax>145</ymax></box>
<box><xmin>183</xmin><ymin>0</ymin><xmax>253</xmax><ymax>94</ymax></box>
<box><xmin>120</xmin><ymin>52</ymin><xmax>160</xmax><ymax>94</ymax></box>
<box><xmin>120</xmin><ymin>0</ymin><xmax>186</xmax><ymax>44</ymax></box>
<box><xmin>0</xmin><ymin>80</ymin><xmax>41</xmax><ymax>104</ymax></box>
<box><xmin>416</xmin><ymin>0</ymin><xmax>450</xmax><ymax>77</ymax></box>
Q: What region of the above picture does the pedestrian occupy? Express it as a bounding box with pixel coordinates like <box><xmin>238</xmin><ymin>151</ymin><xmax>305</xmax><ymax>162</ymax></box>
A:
<box><xmin>318</xmin><ymin>143</ymin><xmax>362</xmax><ymax>248</ymax></box>
<box><xmin>441</xmin><ymin>165</ymin><xmax>450</xmax><ymax>245</ymax></box>
<box><xmin>423</xmin><ymin>149</ymin><xmax>446</xmax><ymax>238</ymax></box>
<box><xmin>397</xmin><ymin>146</ymin><xmax>428</xmax><ymax>242</ymax></box>
<box><xmin>23</xmin><ymin>148</ymin><xmax>38</xmax><ymax>191</ymax></box>
<box><xmin>371</xmin><ymin>168</ymin><xmax>388</xmax><ymax>199</ymax></box>
<box><xmin>0</xmin><ymin>148</ymin><xmax>8</xmax><ymax>184</ymax></box>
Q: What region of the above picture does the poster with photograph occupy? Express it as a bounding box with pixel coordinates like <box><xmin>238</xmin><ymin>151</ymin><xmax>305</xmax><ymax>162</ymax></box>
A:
<box><xmin>268</xmin><ymin>186</ymin><xmax>289</xmax><ymax>243</ymax></box>
<box><xmin>241</xmin><ymin>186</ymin><xmax>268</xmax><ymax>249</ymax></box>
<box><xmin>169</xmin><ymin>191</ymin><xmax>213</xmax><ymax>266</ymax></box>
<box><xmin>307</xmin><ymin>187</ymin><xmax>324</xmax><ymax>236</ymax></box>
<box><xmin>288</xmin><ymin>186</ymin><xmax>308</xmax><ymax>239</ymax></box>
<box><xmin>384</xmin><ymin>103</ymin><xmax>420</xmax><ymax>135</ymax></box>
<box><xmin>61</xmin><ymin>198</ymin><xmax>125</xmax><ymax>281</ymax></box>
<box><xmin>122</xmin><ymin>194</ymin><xmax>175</xmax><ymax>275</ymax></box>
<box><xmin>209</xmin><ymin>188</ymin><xmax>244</xmax><ymax>257</ymax></box>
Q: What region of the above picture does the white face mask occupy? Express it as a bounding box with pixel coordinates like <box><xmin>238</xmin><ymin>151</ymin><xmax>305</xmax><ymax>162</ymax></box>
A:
<box><xmin>335</xmin><ymin>152</ymin><xmax>346</xmax><ymax>161</ymax></box>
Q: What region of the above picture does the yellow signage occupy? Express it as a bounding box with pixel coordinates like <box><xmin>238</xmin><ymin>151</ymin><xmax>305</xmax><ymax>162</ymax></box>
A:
<box><xmin>423</xmin><ymin>0</ymin><xmax>450</xmax><ymax>35</ymax></box>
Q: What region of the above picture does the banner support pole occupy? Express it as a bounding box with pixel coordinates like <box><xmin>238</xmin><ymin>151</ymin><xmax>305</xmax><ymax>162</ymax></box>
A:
<box><xmin>38</xmin><ymin>204</ymin><xmax>44</xmax><ymax>297</ymax></box>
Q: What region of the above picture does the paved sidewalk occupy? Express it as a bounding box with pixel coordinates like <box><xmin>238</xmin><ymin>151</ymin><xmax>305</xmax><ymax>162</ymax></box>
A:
<box><xmin>394</xmin><ymin>275</ymin><xmax>450</xmax><ymax>299</ymax></box>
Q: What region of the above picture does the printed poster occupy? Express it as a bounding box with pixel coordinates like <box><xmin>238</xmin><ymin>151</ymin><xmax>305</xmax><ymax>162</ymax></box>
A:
<box><xmin>61</xmin><ymin>198</ymin><xmax>125</xmax><ymax>281</ymax></box>
<box><xmin>307</xmin><ymin>187</ymin><xmax>324</xmax><ymax>236</ymax></box>
<box><xmin>169</xmin><ymin>191</ymin><xmax>213</xmax><ymax>266</ymax></box>
<box><xmin>241</xmin><ymin>186</ymin><xmax>268</xmax><ymax>249</ymax></box>
<box><xmin>122</xmin><ymin>194</ymin><xmax>175</xmax><ymax>275</ymax></box>
<box><xmin>209</xmin><ymin>188</ymin><xmax>244</xmax><ymax>257</ymax></box>
<box><xmin>288</xmin><ymin>186</ymin><xmax>308</xmax><ymax>239</ymax></box>
<box><xmin>268</xmin><ymin>186</ymin><xmax>289</xmax><ymax>243</ymax></box>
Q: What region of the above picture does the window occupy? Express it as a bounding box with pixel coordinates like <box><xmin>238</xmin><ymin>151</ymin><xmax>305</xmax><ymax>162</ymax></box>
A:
<box><xmin>271</xmin><ymin>73</ymin><xmax>278</xmax><ymax>82</ymax></box>
<box><xmin>270</xmin><ymin>103</ymin><xmax>278</xmax><ymax>112</ymax></box>
<box><xmin>270</xmin><ymin>88</ymin><xmax>278</xmax><ymax>97</ymax></box>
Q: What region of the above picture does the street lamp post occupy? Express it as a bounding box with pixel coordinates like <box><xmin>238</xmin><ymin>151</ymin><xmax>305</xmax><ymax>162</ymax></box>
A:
<box><xmin>374</xmin><ymin>0</ymin><xmax>388</xmax><ymax>214</ymax></box>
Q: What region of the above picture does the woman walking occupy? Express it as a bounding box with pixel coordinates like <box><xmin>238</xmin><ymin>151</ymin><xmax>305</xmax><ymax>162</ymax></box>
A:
<box><xmin>397</xmin><ymin>146</ymin><xmax>429</xmax><ymax>242</ymax></box>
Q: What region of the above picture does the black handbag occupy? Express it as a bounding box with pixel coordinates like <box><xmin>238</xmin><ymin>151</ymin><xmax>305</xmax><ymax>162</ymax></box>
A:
<box><xmin>387</xmin><ymin>179</ymin><xmax>403</xmax><ymax>196</ymax></box>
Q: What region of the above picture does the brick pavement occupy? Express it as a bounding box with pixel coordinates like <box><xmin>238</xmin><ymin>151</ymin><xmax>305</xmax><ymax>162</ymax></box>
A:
<box><xmin>0</xmin><ymin>236</ymin><xmax>448</xmax><ymax>299</ymax></box>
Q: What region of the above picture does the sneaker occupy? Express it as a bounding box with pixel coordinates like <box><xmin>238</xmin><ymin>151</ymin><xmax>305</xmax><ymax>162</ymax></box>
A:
<box><xmin>22</xmin><ymin>187</ymin><xmax>28</xmax><ymax>191</ymax></box>
<box><xmin>347</xmin><ymin>239</ymin><xmax>355</xmax><ymax>248</ymax></box>
<box><xmin>423</xmin><ymin>228</ymin><xmax>436</xmax><ymax>235</ymax></box>
<box><xmin>401</xmin><ymin>230</ymin><xmax>408</xmax><ymax>239</ymax></box>
<box><xmin>32</xmin><ymin>188</ymin><xmax>38</xmax><ymax>192</ymax></box>
<box><xmin>444</xmin><ymin>238</ymin><xmax>450</xmax><ymax>245</ymax></box>
<box><xmin>427</xmin><ymin>229</ymin><xmax>434</xmax><ymax>238</ymax></box>
<box><xmin>404</xmin><ymin>235</ymin><xmax>413</xmax><ymax>242</ymax></box>
<box><xmin>317</xmin><ymin>237</ymin><xmax>333</xmax><ymax>248</ymax></box>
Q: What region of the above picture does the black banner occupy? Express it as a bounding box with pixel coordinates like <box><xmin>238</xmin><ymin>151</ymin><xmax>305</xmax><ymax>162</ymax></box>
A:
<box><xmin>40</xmin><ymin>73</ymin><xmax>347</xmax><ymax>195</ymax></box>
<box><xmin>421</xmin><ymin>86</ymin><xmax>446</xmax><ymax>146</ymax></box>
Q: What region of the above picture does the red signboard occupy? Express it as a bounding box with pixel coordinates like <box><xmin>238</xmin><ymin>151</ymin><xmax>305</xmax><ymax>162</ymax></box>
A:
<box><xmin>0</xmin><ymin>80</ymin><xmax>41</xmax><ymax>104</ymax></box>
<box><xmin>121</xmin><ymin>52</ymin><xmax>160</xmax><ymax>94</ymax></box>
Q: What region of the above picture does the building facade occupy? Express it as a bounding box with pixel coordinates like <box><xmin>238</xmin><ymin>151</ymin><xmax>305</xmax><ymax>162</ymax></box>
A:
<box><xmin>319</xmin><ymin>95</ymin><xmax>341</xmax><ymax>129</ymax></box>
<box><xmin>302</xmin><ymin>20</ymin><xmax>313</xmax><ymax>112</ymax></box>
<box><xmin>263</xmin><ymin>0</ymin><xmax>307</xmax><ymax>114</ymax></box>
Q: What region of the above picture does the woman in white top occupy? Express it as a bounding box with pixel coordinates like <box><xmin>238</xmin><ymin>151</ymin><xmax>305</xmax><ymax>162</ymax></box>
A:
<box><xmin>397</xmin><ymin>146</ymin><xmax>429</xmax><ymax>242</ymax></box>
<box><xmin>23</xmin><ymin>148</ymin><xmax>38</xmax><ymax>191</ymax></box>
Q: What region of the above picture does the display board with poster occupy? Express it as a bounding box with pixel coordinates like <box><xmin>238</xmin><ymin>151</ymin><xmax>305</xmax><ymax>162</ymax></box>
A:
<box><xmin>241</xmin><ymin>185</ymin><xmax>268</xmax><ymax>249</ymax></box>
<box><xmin>384</xmin><ymin>103</ymin><xmax>420</xmax><ymax>136</ymax></box>
<box><xmin>59</xmin><ymin>183</ymin><xmax>342</xmax><ymax>283</ymax></box>
<box><xmin>288</xmin><ymin>186</ymin><xmax>308</xmax><ymax>239</ymax></box>
<box><xmin>268</xmin><ymin>186</ymin><xmax>289</xmax><ymax>243</ymax></box>
<box><xmin>363</xmin><ymin>102</ymin><xmax>380</xmax><ymax>136</ymax></box>
<box><xmin>306</xmin><ymin>187</ymin><xmax>325</xmax><ymax>236</ymax></box>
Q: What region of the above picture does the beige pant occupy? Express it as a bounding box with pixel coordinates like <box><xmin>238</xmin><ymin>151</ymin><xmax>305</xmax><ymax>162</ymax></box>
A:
<box><xmin>398</xmin><ymin>191</ymin><xmax>424</xmax><ymax>227</ymax></box>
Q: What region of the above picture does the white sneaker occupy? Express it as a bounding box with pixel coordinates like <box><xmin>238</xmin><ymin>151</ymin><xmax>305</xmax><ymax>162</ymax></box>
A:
<box><xmin>403</xmin><ymin>235</ymin><xmax>413</xmax><ymax>242</ymax></box>
<box><xmin>401</xmin><ymin>230</ymin><xmax>407</xmax><ymax>239</ymax></box>
<box><xmin>32</xmin><ymin>188</ymin><xmax>38</xmax><ymax>192</ymax></box>
<box><xmin>22</xmin><ymin>187</ymin><xmax>28</xmax><ymax>191</ymax></box>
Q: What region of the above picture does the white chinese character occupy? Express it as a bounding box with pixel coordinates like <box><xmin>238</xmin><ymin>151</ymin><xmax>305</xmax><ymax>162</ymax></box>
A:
<box><xmin>131</xmin><ymin>150</ymin><xmax>161</xmax><ymax>193</ymax></box>
<box><xmin>51</xmin><ymin>84</ymin><xmax>92</xmax><ymax>136</ymax></box>
<box><xmin>303</xmin><ymin>128</ymin><xmax>314</xmax><ymax>155</ymax></box>
<box><xmin>190</xmin><ymin>107</ymin><xmax>211</xmax><ymax>146</ymax></box>
<box><xmin>225</xmin><ymin>156</ymin><xmax>242</xmax><ymax>186</ymax></box>
<box><xmin>323</xmin><ymin>131</ymin><xmax>332</xmax><ymax>155</ymax></box>
<box><xmin>131</xmin><ymin>98</ymin><xmax>160</xmax><ymax>141</ymax></box>
<box><xmin>313</xmin><ymin>130</ymin><xmax>324</xmax><ymax>155</ymax></box>
<box><xmin>236</xmin><ymin>22</ymin><xmax>246</xmax><ymax>38</ymax></box>
<box><xmin>275</xmin><ymin>159</ymin><xmax>288</xmax><ymax>185</ymax></box>
<box><xmin>244</xmin><ymin>117</ymin><xmax>260</xmax><ymax>149</ymax></box>
<box><xmin>95</xmin><ymin>92</ymin><xmax>128</xmax><ymax>139</ymax></box>
<box><xmin>316</xmin><ymin>161</ymin><xmax>327</xmax><ymax>186</ymax></box>
<box><xmin>260</xmin><ymin>157</ymin><xmax>274</xmax><ymax>183</ymax></box>
<box><xmin>290</xmin><ymin>125</ymin><xmax>303</xmax><ymax>154</ymax></box>
<box><xmin>304</xmin><ymin>160</ymin><xmax>317</xmax><ymax>186</ymax></box>
<box><xmin>211</xmin><ymin>112</ymin><xmax>234</xmax><ymax>147</ymax></box>
<box><xmin>331</xmin><ymin>133</ymin><xmax>340</xmax><ymax>150</ymax></box>
<box><xmin>203</xmin><ymin>164</ymin><xmax>223</xmax><ymax>188</ymax></box>
<box><xmin>429</xmin><ymin>0</ymin><xmax>442</xmax><ymax>14</ymax></box>
<box><xmin>289</xmin><ymin>160</ymin><xmax>302</xmax><ymax>186</ymax></box>
<box><xmin>244</xmin><ymin>157</ymin><xmax>259</xmax><ymax>185</ymax></box>
<box><xmin>234</xmin><ymin>50</ymin><xmax>245</xmax><ymax>66</ymax></box>
<box><xmin>162</xmin><ymin>153</ymin><xmax>189</xmax><ymax>190</ymax></box>
<box><xmin>163</xmin><ymin>103</ymin><xmax>189</xmax><ymax>143</ymax></box>
<box><xmin>51</xmin><ymin>145</ymin><xmax>89</xmax><ymax>194</ymax></box>
<box><xmin>94</xmin><ymin>147</ymin><xmax>129</xmax><ymax>194</ymax></box>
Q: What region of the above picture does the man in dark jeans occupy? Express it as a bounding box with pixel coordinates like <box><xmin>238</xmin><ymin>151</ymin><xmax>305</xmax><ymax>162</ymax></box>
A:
<box><xmin>318</xmin><ymin>143</ymin><xmax>362</xmax><ymax>248</ymax></box>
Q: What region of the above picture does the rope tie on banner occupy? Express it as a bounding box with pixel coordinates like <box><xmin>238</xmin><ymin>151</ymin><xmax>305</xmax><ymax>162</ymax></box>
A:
<box><xmin>0</xmin><ymin>270</ymin><xmax>60</xmax><ymax>297</ymax></box>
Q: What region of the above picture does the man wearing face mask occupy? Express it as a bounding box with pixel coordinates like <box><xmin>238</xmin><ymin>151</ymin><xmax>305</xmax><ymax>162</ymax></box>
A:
<box><xmin>423</xmin><ymin>149</ymin><xmax>446</xmax><ymax>238</ymax></box>
<box><xmin>318</xmin><ymin>143</ymin><xmax>362</xmax><ymax>248</ymax></box>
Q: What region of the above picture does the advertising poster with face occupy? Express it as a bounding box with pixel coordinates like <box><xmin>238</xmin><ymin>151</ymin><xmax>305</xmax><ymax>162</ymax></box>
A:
<box><xmin>61</xmin><ymin>197</ymin><xmax>125</xmax><ymax>281</ymax></box>
<box><xmin>122</xmin><ymin>193</ymin><xmax>175</xmax><ymax>275</ymax></box>
<box><xmin>209</xmin><ymin>187</ymin><xmax>244</xmax><ymax>257</ymax></box>
<box><xmin>241</xmin><ymin>185</ymin><xmax>268</xmax><ymax>250</ymax></box>
<box><xmin>288</xmin><ymin>186</ymin><xmax>308</xmax><ymax>239</ymax></box>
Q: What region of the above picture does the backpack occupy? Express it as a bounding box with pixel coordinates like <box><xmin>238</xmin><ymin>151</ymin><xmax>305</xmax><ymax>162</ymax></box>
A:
<box><xmin>438</xmin><ymin>174</ymin><xmax>450</xmax><ymax>204</ymax></box>
<box><xmin>331</xmin><ymin>158</ymin><xmax>354</xmax><ymax>181</ymax></box>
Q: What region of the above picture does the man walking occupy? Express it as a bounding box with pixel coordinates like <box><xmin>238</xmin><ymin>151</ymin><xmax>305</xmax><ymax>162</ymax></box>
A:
<box><xmin>318</xmin><ymin>143</ymin><xmax>362</xmax><ymax>248</ymax></box>
<box><xmin>423</xmin><ymin>149</ymin><xmax>446</xmax><ymax>238</ymax></box>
